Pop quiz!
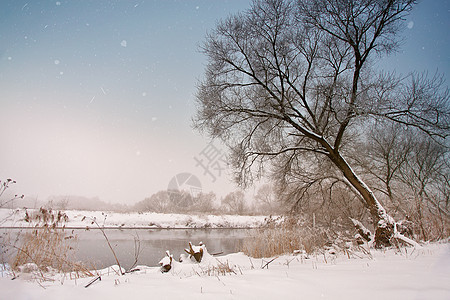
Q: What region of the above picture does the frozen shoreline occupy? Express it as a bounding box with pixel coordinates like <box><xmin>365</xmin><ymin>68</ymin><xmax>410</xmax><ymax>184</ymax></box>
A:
<box><xmin>0</xmin><ymin>208</ymin><xmax>267</xmax><ymax>229</ymax></box>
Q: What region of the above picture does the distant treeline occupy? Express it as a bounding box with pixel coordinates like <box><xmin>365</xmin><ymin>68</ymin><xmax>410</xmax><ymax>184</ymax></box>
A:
<box><xmin>4</xmin><ymin>184</ymin><xmax>284</xmax><ymax>216</ymax></box>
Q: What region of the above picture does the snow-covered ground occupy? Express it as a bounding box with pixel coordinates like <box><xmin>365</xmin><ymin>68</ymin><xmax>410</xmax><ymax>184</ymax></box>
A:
<box><xmin>0</xmin><ymin>208</ymin><xmax>266</xmax><ymax>229</ymax></box>
<box><xmin>1</xmin><ymin>208</ymin><xmax>449</xmax><ymax>299</ymax></box>
<box><xmin>0</xmin><ymin>242</ymin><xmax>448</xmax><ymax>299</ymax></box>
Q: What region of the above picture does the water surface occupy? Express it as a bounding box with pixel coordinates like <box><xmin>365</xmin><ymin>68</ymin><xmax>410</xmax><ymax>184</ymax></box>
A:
<box><xmin>1</xmin><ymin>228</ymin><xmax>254</xmax><ymax>270</ymax></box>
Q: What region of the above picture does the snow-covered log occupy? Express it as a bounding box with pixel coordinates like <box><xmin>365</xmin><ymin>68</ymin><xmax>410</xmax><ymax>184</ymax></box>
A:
<box><xmin>351</xmin><ymin>218</ymin><xmax>373</xmax><ymax>243</ymax></box>
<box><xmin>351</xmin><ymin>218</ymin><xmax>421</xmax><ymax>249</ymax></box>
<box><xmin>159</xmin><ymin>250</ymin><xmax>173</xmax><ymax>273</ymax></box>
<box><xmin>184</xmin><ymin>242</ymin><xmax>205</xmax><ymax>263</ymax></box>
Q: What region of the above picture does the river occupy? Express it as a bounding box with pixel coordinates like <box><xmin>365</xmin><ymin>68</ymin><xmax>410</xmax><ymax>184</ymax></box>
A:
<box><xmin>1</xmin><ymin>228</ymin><xmax>255</xmax><ymax>270</ymax></box>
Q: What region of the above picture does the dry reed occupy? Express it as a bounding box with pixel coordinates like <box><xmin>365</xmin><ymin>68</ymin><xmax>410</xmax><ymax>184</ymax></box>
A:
<box><xmin>11</xmin><ymin>208</ymin><xmax>93</xmax><ymax>279</ymax></box>
<box><xmin>199</xmin><ymin>259</ymin><xmax>238</xmax><ymax>276</ymax></box>
<box><xmin>241</xmin><ymin>216</ymin><xmax>330</xmax><ymax>258</ymax></box>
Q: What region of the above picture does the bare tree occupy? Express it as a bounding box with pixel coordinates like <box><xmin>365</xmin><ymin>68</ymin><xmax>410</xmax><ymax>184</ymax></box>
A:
<box><xmin>254</xmin><ymin>183</ymin><xmax>283</xmax><ymax>214</ymax></box>
<box><xmin>134</xmin><ymin>190</ymin><xmax>218</xmax><ymax>214</ymax></box>
<box><xmin>221</xmin><ymin>191</ymin><xmax>246</xmax><ymax>214</ymax></box>
<box><xmin>194</xmin><ymin>0</ymin><xmax>449</xmax><ymax>247</ymax></box>
<box><xmin>361</xmin><ymin>122</ymin><xmax>449</xmax><ymax>240</ymax></box>
<box><xmin>134</xmin><ymin>191</ymin><xmax>171</xmax><ymax>213</ymax></box>
<box><xmin>398</xmin><ymin>133</ymin><xmax>449</xmax><ymax>240</ymax></box>
<box><xmin>362</xmin><ymin>122</ymin><xmax>413</xmax><ymax>213</ymax></box>
<box><xmin>193</xmin><ymin>192</ymin><xmax>216</xmax><ymax>213</ymax></box>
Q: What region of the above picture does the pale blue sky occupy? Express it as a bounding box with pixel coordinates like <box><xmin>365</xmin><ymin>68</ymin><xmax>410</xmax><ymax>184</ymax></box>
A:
<box><xmin>0</xmin><ymin>0</ymin><xmax>448</xmax><ymax>204</ymax></box>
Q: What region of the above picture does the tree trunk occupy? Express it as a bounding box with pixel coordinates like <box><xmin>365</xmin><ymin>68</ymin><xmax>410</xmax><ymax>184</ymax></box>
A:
<box><xmin>330</xmin><ymin>150</ymin><xmax>396</xmax><ymax>248</ymax></box>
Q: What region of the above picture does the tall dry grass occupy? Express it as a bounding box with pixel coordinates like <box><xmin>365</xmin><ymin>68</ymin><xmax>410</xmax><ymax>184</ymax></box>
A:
<box><xmin>12</xmin><ymin>227</ymin><xmax>89</xmax><ymax>275</ymax></box>
<box><xmin>11</xmin><ymin>208</ymin><xmax>93</xmax><ymax>279</ymax></box>
<box><xmin>241</xmin><ymin>216</ymin><xmax>331</xmax><ymax>258</ymax></box>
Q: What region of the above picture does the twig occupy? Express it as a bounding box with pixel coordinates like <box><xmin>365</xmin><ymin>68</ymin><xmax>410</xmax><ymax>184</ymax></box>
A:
<box><xmin>248</xmin><ymin>257</ymin><xmax>254</xmax><ymax>269</ymax></box>
<box><xmin>125</xmin><ymin>268</ymin><xmax>141</xmax><ymax>274</ymax></box>
<box><xmin>284</xmin><ymin>258</ymin><xmax>295</xmax><ymax>268</ymax></box>
<box><xmin>127</xmin><ymin>231</ymin><xmax>142</xmax><ymax>272</ymax></box>
<box><xmin>85</xmin><ymin>276</ymin><xmax>101</xmax><ymax>288</ymax></box>
<box><xmin>89</xmin><ymin>217</ymin><xmax>124</xmax><ymax>275</ymax></box>
<box><xmin>261</xmin><ymin>257</ymin><xmax>278</xmax><ymax>269</ymax></box>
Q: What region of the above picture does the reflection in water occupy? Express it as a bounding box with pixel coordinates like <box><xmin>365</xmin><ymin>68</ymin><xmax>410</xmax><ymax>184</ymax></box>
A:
<box><xmin>34</xmin><ymin>228</ymin><xmax>254</xmax><ymax>269</ymax></box>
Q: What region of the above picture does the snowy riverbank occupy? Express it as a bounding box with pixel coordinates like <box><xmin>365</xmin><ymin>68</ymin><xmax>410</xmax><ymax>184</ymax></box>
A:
<box><xmin>0</xmin><ymin>242</ymin><xmax>448</xmax><ymax>299</ymax></box>
<box><xmin>0</xmin><ymin>208</ymin><xmax>267</xmax><ymax>229</ymax></box>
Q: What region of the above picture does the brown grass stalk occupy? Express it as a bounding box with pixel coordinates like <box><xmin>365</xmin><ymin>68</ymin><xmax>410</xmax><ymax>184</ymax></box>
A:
<box><xmin>241</xmin><ymin>217</ymin><xmax>330</xmax><ymax>258</ymax></box>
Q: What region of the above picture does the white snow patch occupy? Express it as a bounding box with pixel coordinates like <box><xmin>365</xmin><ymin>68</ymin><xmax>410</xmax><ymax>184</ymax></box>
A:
<box><xmin>0</xmin><ymin>243</ymin><xmax>448</xmax><ymax>299</ymax></box>
<box><xmin>0</xmin><ymin>208</ymin><xmax>266</xmax><ymax>229</ymax></box>
<box><xmin>159</xmin><ymin>256</ymin><xmax>172</xmax><ymax>266</ymax></box>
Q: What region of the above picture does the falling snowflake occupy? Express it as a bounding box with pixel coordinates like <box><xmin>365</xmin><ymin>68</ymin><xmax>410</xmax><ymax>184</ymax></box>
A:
<box><xmin>121</xmin><ymin>40</ymin><xmax>127</xmax><ymax>47</ymax></box>
<box><xmin>7</xmin><ymin>57</ymin><xmax>12</xmax><ymax>60</ymax></box>
<box><xmin>142</xmin><ymin>92</ymin><xmax>147</xmax><ymax>97</ymax></box>
<box><xmin>56</xmin><ymin>2</ymin><xmax>61</xmax><ymax>6</ymax></box>
<box><xmin>407</xmin><ymin>21</ymin><xmax>414</xmax><ymax>29</ymax></box>
<box><xmin>54</xmin><ymin>59</ymin><xmax>60</xmax><ymax>65</ymax></box>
